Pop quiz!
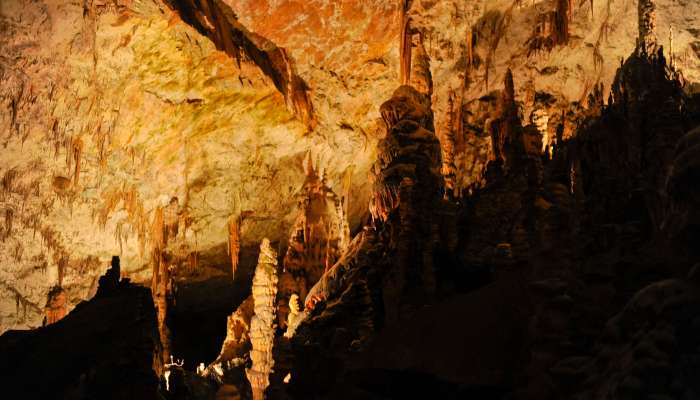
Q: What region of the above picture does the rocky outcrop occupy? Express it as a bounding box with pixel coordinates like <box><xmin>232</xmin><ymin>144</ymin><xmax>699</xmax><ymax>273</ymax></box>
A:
<box><xmin>97</xmin><ymin>256</ymin><xmax>122</xmax><ymax>297</ymax></box>
<box><xmin>246</xmin><ymin>238</ymin><xmax>279</xmax><ymax>400</ymax></box>
<box><xmin>213</xmin><ymin>296</ymin><xmax>253</xmax><ymax>368</ymax></box>
<box><xmin>0</xmin><ymin>269</ymin><xmax>163</xmax><ymax>399</ymax></box>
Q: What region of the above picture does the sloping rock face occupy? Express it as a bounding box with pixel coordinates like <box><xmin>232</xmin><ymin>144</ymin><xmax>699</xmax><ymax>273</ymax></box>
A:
<box><xmin>0</xmin><ymin>268</ymin><xmax>163</xmax><ymax>399</ymax></box>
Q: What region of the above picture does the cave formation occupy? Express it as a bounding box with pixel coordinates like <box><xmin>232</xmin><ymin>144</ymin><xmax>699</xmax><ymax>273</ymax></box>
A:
<box><xmin>2</xmin><ymin>0</ymin><xmax>700</xmax><ymax>399</ymax></box>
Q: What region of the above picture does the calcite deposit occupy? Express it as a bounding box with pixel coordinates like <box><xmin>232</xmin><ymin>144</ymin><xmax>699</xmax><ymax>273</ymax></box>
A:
<box><xmin>2</xmin><ymin>0</ymin><xmax>700</xmax><ymax>400</ymax></box>
<box><xmin>246</xmin><ymin>238</ymin><xmax>278</xmax><ymax>400</ymax></box>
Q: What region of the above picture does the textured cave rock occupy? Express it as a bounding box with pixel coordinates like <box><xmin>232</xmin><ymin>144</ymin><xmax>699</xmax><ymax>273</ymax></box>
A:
<box><xmin>277</xmin><ymin>155</ymin><xmax>350</xmax><ymax>330</ymax></box>
<box><xmin>2</xmin><ymin>0</ymin><xmax>700</xmax><ymax>336</ymax></box>
<box><xmin>285</xmin><ymin>81</ymin><xmax>454</xmax><ymax>396</ymax></box>
<box><xmin>246</xmin><ymin>238</ymin><xmax>279</xmax><ymax>400</ymax></box>
<box><xmin>0</xmin><ymin>266</ymin><xmax>163</xmax><ymax>399</ymax></box>
<box><xmin>3</xmin><ymin>2</ymin><xmax>700</xmax><ymax>400</ymax></box>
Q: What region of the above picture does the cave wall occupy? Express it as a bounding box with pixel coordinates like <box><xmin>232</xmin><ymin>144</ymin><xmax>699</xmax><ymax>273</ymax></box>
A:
<box><xmin>2</xmin><ymin>0</ymin><xmax>700</xmax><ymax>335</ymax></box>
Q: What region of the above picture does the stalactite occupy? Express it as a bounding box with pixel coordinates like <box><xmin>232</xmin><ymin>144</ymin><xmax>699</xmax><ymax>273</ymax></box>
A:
<box><xmin>4</xmin><ymin>208</ymin><xmax>13</xmax><ymax>240</ymax></box>
<box><xmin>228</xmin><ymin>214</ymin><xmax>241</xmax><ymax>280</ymax></box>
<box><xmin>554</xmin><ymin>0</ymin><xmax>570</xmax><ymax>45</ymax></box>
<box><xmin>165</xmin><ymin>0</ymin><xmax>316</xmax><ymax>130</ymax></box>
<box><xmin>399</xmin><ymin>0</ymin><xmax>412</xmax><ymax>85</ymax></box>
<box><xmin>409</xmin><ymin>32</ymin><xmax>432</xmax><ymax>96</ymax></box>
<box><xmin>72</xmin><ymin>137</ymin><xmax>83</xmax><ymax>188</ymax></box>
<box><xmin>400</xmin><ymin>20</ymin><xmax>412</xmax><ymax>85</ymax></box>
<box><xmin>246</xmin><ymin>238</ymin><xmax>279</xmax><ymax>400</ymax></box>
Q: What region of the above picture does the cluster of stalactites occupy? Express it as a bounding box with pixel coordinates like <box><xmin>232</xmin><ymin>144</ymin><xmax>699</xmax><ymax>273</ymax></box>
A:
<box><xmin>277</xmin><ymin>154</ymin><xmax>349</xmax><ymax>329</ymax></box>
<box><xmin>246</xmin><ymin>238</ymin><xmax>279</xmax><ymax>400</ymax></box>
<box><xmin>287</xmin><ymin>153</ymin><xmax>350</xmax><ymax>272</ymax></box>
<box><xmin>638</xmin><ymin>0</ymin><xmax>658</xmax><ymax>55</ymax></box>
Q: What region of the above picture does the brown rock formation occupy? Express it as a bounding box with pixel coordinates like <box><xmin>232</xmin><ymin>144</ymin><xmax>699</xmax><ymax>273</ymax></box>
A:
<box><xmin>286</xmin><ymin>83</ymin><xmax>448</xmax><ymax>394</ymax></box>
<box><xmin>278</xmin><ymin>155</ymin><xmax>349</xmax><ymax>329</ymax></box>
<box><xmin>373</xmin><ymin>85</ymin><xmax>443</xmax><ymax>312</ymax></box>
<box><xmin>488</xmin><ymin>69</ymin><xmax>526</xmax><ymax>175</ymax></box>
<box><xmin>526</xmin><ymin>0</ymin><xmax>570</xmax><ymax>55</ymax></box>
<box><xmin>246</xmin><ymin>238</ymin><xmax>279</xmax><ymax>400</ymax></box>
<box><xmin>399</xmin><ymin>0</ymin><xmax>412</xmax><ymax>86</ymax></box>
<box><xmin>228</xmin><ymin>215</ymin><xmax>241</xmax><ymax>281</ymax></box>
<box><xmin>214</xmin><ymin>296</ymin><xmax>254</xmax><ymax>365</ymax></box>
<box><xmin>42</xmin><ymin>286</ymin><xmax>66</xmax><ymax>326</ymax></box>
<box><xmin>0</xmin><ymin>278</ymin><xmax>163</xmax><ymax>399</ymax></box>
<box><xmin>638</xmin><ymin>0</ymin><xmax>658</xmax><ymax>55</ymax></box>
<box><xmin>408</xmin><ymin>32</ymin><xmax>432</xmax><ymax>96</ymax></box>
<box><xmin>151</xmin><ymin>206</ymin><xmax>173</xmax><ymax>363</ymax></box>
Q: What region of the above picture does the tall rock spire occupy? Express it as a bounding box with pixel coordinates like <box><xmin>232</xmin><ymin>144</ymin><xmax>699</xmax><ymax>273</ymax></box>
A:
<box><xmin>246</xmin><ymin>238</ymin><xmax>279</xmax><ymax>400</ymax></box>
<box><xmin>638</xmin><ymin>0</ymin><xmax>658</xmax><ymax>55</ymax></box>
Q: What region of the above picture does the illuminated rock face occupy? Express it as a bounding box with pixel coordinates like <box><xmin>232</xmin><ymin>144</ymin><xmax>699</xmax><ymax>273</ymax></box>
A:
<box><xmin>1</xmin><ymin>0</ymin><xmax>700</xmax><ymax>339</ymax></box>
<box><xmin>277</xmin><ymin>155</ymin><xmax>349</xmax><ymax>329</ymax></box>
<box><xmin>246</xmin><ymin>238</ymin><xmax>278</xmax><ymax>400</ymax></box>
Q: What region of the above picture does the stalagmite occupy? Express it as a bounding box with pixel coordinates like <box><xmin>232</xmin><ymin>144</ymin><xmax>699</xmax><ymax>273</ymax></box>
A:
<box><xmin>283</xmin><ymin>294</ymin><xmax>302</xmax><ymax>338</ymax></box>
<box><xmin>151</xmin><ymin>206</ymin><xmax>172</xmax><ymax>363</ymax></box>
<box><xmin>246</xmin><ymin>238</ymin><xmax>279</xmax><ymax>400</ymax></box>
<box><xmin>638</xmin><ymin>0</ymin><xmax>657</xmax><ymax>55</ymax></box>
<box><xmin>441</xmin><ymin>91</ymin><xmax>458</xmax><ymax>196</ymax></box>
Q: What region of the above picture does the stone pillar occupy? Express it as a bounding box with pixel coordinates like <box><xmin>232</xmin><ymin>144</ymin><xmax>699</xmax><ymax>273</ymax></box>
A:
<box><xmin>638</xmin><ymin>0</ymin><xmax>657</xmax><ymax>55</ymax></box>
<box><xmin>246</xmin><ymin>238</ymin><xmax>279</xmax><ymax>400</ymax></box>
